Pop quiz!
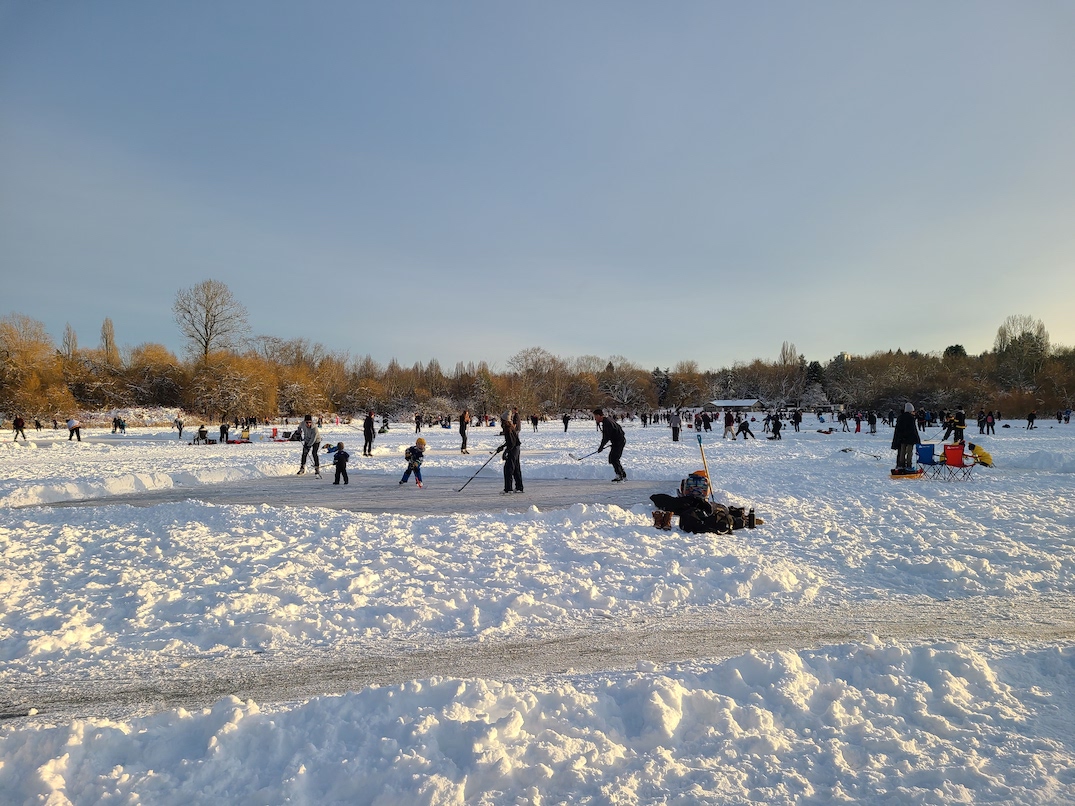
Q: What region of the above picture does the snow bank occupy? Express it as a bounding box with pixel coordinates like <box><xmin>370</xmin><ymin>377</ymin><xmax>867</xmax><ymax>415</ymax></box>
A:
<box><xmin>3</xmin><ymin>642</ymin><xmax>1073</xmax><ymax>804</ymax></box>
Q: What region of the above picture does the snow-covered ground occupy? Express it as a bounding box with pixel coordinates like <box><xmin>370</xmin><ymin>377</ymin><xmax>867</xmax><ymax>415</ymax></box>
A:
<box><xmin>2</xmin><ymin>414</ymin><xmax>1074</xmax><ymax>804</ymax></box>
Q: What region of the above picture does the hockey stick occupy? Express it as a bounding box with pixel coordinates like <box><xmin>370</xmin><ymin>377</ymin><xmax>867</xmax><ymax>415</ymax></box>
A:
<box><xmin>696</xmin><ymin>434</ymin><xmax>716</xmax><ymax>503</ymax></box>
<box><xmin>457</xmin><ymin>446</ymin><xmax>503</xmax><ymax>492</ymax></box>
<box><xmin>839</xmin><ymin>447</ymin><xmax>881</xmax><ymax>460</ymax></box>
<box><xmin>569</xmin><ymin>448</ymin><xmax>603</xmax><ymax>461</ymax></box>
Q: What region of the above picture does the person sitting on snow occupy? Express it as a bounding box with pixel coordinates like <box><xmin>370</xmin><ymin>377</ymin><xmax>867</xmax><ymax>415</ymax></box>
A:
<box><xmin>963</xmin><ymin>441</ymin><xmax>994</xmax><ymax>467</ymax></box>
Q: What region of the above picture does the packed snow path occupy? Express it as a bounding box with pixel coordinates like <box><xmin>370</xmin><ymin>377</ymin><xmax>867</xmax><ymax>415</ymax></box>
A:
<box><xmin>37</xmin><ymin>473</ymin><xmax>655</xmax><ymax>515</ymax></box>
<box><xmin>6</xmin><ymin>593</ymin><xmax>1074</xmax><ymax>724</ymax></box>
<box><xmin>14</xmin><ymin>472</ymin><xmax>1075</xmax><ymax>724</ymax></box>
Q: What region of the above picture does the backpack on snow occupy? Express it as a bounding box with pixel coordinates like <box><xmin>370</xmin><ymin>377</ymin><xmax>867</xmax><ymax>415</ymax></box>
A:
<box><xmin>679</xmin><ymin>471</ymin><xmax>710</xmax><ymax>499</ymax></box>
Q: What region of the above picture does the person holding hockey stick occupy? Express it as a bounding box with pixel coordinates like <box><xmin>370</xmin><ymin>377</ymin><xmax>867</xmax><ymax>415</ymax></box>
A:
<box><xmin>296</xmin><ymin>414</ymin><xmax>321</xmax><ymax>476</ymax></box>
<box><xmin>399</xmin><ymin>437</ymin><xmax>426</xmax><ymax>488</ymax></box>
<box><xmin>500</xmin><ymin>410</ymin><xmax>523</xmax><ymax>494</ymax></box>
<box><xmin>593</xmin><ymin>408</ymin><xmax>627</xmax><ymax>482</ymax></box>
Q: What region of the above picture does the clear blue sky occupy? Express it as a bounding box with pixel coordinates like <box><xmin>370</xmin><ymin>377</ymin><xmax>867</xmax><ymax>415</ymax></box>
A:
<box><xmin>2</xmin><ymin>1</ymin><xmax>1074</xmax><ymax>371</ymax></box>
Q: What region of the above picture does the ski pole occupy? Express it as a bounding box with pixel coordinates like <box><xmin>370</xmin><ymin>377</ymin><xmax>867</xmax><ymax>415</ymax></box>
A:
<box><xmin>457</xmin><ymin>445</ymin><xmax>503</xmax><ymax>492</ymax></box>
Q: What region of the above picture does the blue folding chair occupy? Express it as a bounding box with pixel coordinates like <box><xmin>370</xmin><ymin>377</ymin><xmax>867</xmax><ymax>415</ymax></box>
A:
<box><xmin>916</xmin><ymin>443</ymin><xmax>945</xmax><ymax>479</ymax></box>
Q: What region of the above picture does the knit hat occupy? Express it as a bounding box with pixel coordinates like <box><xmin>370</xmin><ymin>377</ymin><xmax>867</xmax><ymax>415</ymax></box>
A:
<box><xmin>904</xmin><ymin>403</ymin><xmax>914</xmax><ymax>413</ymax></box>
<box><xmin>415</xmin><ymin>437</ymin><xmax>426</xmax><ymax>449</ymax></box>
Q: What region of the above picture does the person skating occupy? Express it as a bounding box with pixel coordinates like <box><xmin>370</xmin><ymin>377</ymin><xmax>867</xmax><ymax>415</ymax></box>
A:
<box><xmin>952</xmin><ymin>407</ymin><xmax>967</xmax><ymax>443</ymax></box>
<box><xmin>67</xmin><ymin>417</ymin><xmax>81</xmax><ymax>441</ymax></box>
<box><xmin>399</xmin><ymin>437</ymin><xmax>426</xmax><ymax>487</ymax></box>
<box><xmin>769</xmin><ymin>417</ymin><xmax>783</xmax><ymax>440</ymax></box>
<box><xmin>12</xmin><ymin>415</ymin><xmax>26</xmax><ymax>441</ymax></box>
<box><xmin>330</xmin><ymin>441</ymin><xmax>350</xmax><ymax>484</ymax></box>
<box><xmin>669</xmin><ymin>410</ymin><xmax>682</xmax><ymax>442</ymax></box>
<box><xmin>891</xmin><ymin>402</ymin><xmax>921</xmax><ymax>473</ymax></box>
<box><xmin>500</xmin><ymin>410</ymin><xmax>523</xmax><ymax>493</ymax></box>
<box><xmin>459</xmin><ymin>409</ymin><xmax>470</xmax><ymax>454</ymax></box>
<box><xmin>737</xmin><ymin>419</ymin><xmax>756</xmax><ymax>440</ymax></box>
<box><xmin>593</xmin><ymin>408</ymin><xmax>627</xmax><ymax>482</ymax></box>
<box><xmin>562</xmin><ymin>413</ymin><xmax>570</xmax><ymax>432</ymax></box>
<box><xmin>297</xmin><ymin>415</ymin><xmax>321</xmax><ymax>476</ymax></box>
<box><xmin>722</xmin><ymin>410</ymin><xmax>736</xmax><ymax>440</ymax></box>
<box><xmin>363</xmin><ymin>411</ymin><xmax>376</xmax><ymax>456</ymax></box>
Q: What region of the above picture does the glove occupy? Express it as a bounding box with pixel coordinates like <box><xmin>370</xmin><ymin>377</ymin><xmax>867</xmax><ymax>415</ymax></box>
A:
<box><xmin>495</xmin><ymin>444</ymin><xmax>505</xmax><ymax>453</ymax></box>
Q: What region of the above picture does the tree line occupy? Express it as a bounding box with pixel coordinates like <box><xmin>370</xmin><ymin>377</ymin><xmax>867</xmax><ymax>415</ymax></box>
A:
<box><xmin>1</xmin><ymin>280</ymin><xmax>1072</xmax><ymax>422</ymax></box>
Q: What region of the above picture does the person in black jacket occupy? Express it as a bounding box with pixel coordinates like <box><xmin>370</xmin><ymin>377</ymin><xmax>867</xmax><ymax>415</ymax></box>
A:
<box><xmin>500</xmin><ymin>410</ymin><xmax>523</xmax><ymax>493</ymax></box>
<box><xmin>891</xmin><ymin>402</ymin><xmax>922</xmax><ymax>472</ymax></box>
<box><xmin>330</xmin><ymin>442</ymin><xmax>350</xmax><ymax>484</ymax></box>
<box><xmin>362</xmin><ymin>411</ymin><xmax>376</xmax><ymax>456</ymax></box>
<box><xmin>593</xmin><ymin>408</ymin><xmax>627</xmax><ymax>482</ymax></box>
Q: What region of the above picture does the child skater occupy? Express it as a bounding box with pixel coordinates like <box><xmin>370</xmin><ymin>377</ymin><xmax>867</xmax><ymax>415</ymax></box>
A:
<box><xmin>399</xmin><ymin>437</ymin><xmax>426</xmax><ymax>488</ymax></box>
<box><xmin>331</xmin><ymin>441</ymin><xmax>350</xmax><ymax>485</ymax></box>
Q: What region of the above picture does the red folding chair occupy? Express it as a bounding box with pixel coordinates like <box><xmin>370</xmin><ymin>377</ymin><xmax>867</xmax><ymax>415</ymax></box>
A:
<box><xmin>941</xmin><ymin>443</ymin><xmax>975</xmax><ymax>481</ymax></box>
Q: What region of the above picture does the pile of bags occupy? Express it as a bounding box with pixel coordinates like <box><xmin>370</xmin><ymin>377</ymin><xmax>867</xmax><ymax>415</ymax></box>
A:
<box><xmin>650</xmin><ymin>470</ymin><xmax>762</xmax><ymax>534</ymax></box>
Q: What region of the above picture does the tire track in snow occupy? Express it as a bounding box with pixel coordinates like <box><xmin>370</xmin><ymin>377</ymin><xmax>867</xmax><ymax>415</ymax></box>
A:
<box><xmin>6</xmin><ymin>595</ymin><xmax>1073</xmax><ymax>724</ymax></box>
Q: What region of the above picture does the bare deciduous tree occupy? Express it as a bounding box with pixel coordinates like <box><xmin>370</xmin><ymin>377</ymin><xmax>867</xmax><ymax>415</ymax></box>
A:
<box><xmin>100</xmin><ymin>317</ymin><xmax>120</xmax><ymax>366</ymax></box>
<box><xmin>994</xmin><ymin>314</ymin><xmax>1050</xmax><ymax>391</ymax></box>
<box><xmin>173</xmin><ymin>279</ymin><xmax>250</xmax><ymax>362</ymax></box>
<box><xmin>61</xmin><ymin>323</ymin><xmax>79</xmax><ymax>360</ymax></box>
